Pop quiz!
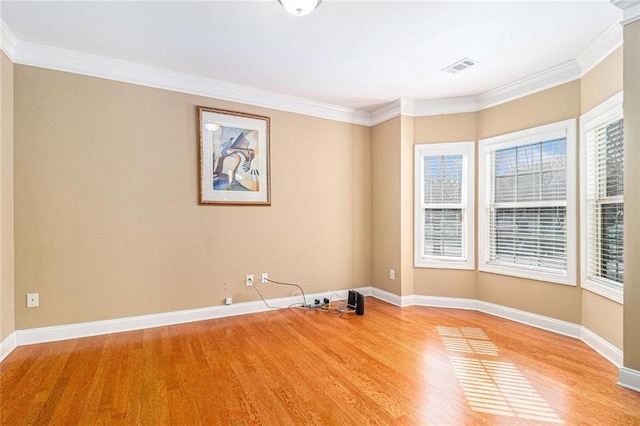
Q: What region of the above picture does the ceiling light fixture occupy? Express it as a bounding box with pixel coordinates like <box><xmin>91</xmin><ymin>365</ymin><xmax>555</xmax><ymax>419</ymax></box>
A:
<box><xmin>278</xmin><ymin>0</ymin><xmax>322</xmax><ymax>16</ymax></box>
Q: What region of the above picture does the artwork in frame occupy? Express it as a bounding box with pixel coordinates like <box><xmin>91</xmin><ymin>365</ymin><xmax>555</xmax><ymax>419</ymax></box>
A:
<box><xmin>197</xmin><ymin>107</ymin><xmax>270</xmax><ymax>205</ymax></box>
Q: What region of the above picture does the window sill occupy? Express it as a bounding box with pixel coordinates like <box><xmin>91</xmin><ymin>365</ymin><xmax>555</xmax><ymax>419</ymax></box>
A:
<box><xmin>479</xmin><ymin>263</ymin><xmax>575</xmax><ymax>286</ymax></box>
<box><xmin>582</xmin><ymin>280</ymin><xmax>623</xmax><ymax>304</ymax></box>
<box><xmin>415</xmin><ymin>259</ymin><xmax>475</xmax><ymax>270</ymax></box>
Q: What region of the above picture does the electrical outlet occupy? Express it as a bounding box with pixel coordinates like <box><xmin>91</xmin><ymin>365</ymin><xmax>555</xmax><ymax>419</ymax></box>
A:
<box><xmin>390</xmin><ymin>269</ymin><xmax>396</xmax><ymax>280</ymax></box>
<box><xmin>246</xmin><ymin>274</ymin><xmax>254</xmax><ymax>286</ymax></box>
<box><xmin>225</xmin><ymin>297</ymin><xmax>233</xmax><ymax>305</ymax></box>
<box><xmin>261</xmin><ymin>272</ymin><xmax>268</xmax><ymax>283</ymax></box>
<box><xmin>27</xmin><ymin>293</ymin><xmax>39</xmax><ymax>308</ymax></box>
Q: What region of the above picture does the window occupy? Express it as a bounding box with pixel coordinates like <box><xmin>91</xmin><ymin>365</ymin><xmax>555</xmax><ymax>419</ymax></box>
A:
<box><xmin>478</xmin><ymin>120</ymin><xmax>576</xmax><ymax>285</ymax></box>
<box><xmin>580</xmin><ymin>92</ymin><xmax>624</xmax><ymax>303</ymax></box>
<box><xmin>414</xmin><ymin>142</ymin><xmax>474</xmax><ymax>269</ymax></box>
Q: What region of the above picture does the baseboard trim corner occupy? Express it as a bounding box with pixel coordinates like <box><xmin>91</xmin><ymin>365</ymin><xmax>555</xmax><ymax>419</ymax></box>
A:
<box><xmin>581</xmin><ymin>327</ymin><xmax>623</xmax><ymax>368</ymax></box>
<box><xmin>370</xmin><ymin>288</ymin><xmax>410</xmax><ymax>306</ymax></box>
<box><xmin>0</xmin><ymin>332</ymin><xmax>17</xmax><ymax>362</ymax></box>
<box><xmin>618</xmin><ymin>367</ymin><xmax>640</xmax><ymax>393</ymax></box>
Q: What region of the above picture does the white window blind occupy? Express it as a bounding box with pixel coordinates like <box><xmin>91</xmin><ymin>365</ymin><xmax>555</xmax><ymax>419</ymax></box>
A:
<box><xmin>585</xmin><ymin>111</ymin><xmax>624</xmax><ymax>289</ymax></box>
<box><xmin>414</xmin><ymin>142</ymin><xmax>474</xmax><ymax>270</ymax></box>
<box><xmin>488</xmin><ymin>139</ymin><xmax>568</xmax><ymax>272</ymax></box>
<box><xmin>479</xmin><ymin>119</ymin><xmax>576</xmax><ymax>285</ymax></box>
<box><xmin>423</xmin><ymin>155</ymin><xmax>464</xmax><ymax>258</ymax></box>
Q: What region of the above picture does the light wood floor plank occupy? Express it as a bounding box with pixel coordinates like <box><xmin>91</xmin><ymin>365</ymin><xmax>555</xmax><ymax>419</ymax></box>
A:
<box><xmin>1</xmin><ymin>298</ymin><xmax>639</xmax><ymax>425</ymax></box>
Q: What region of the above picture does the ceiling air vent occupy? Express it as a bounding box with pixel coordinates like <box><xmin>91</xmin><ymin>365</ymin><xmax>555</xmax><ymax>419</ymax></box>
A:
<box><xmin>442</xmin><ymin>57</ymin><xmax>479</xmax><ymax>74</ymax></box>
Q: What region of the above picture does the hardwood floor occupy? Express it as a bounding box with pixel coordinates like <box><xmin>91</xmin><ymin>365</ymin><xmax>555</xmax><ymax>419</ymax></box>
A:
<box><xmin>1</xmin><ymin>298</ymin><xmax>639</xmax><ymax>425</ymax></box>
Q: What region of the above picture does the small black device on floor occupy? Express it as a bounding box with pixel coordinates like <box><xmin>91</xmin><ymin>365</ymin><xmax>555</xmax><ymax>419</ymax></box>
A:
<box><xmin>347</xmin><ymin>290</ymin><xmax>365</xmax><ymax>316</ymax></box>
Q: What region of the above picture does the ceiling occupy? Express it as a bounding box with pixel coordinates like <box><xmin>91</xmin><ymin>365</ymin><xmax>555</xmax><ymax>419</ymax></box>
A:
<box><xmin>0</xmin><ymin>1</ymin><xmax>623</xmax><ymax>114</ymax></box>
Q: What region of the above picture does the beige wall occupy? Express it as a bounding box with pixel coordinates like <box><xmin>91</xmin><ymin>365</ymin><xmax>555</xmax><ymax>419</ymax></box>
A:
<box><xmin>414</xmin><ymin>113</ymin><xmax>477</xmax><ymax>143</ymax></box>
<box><xmin>3</xmin><ymin>38</ymin><xmax>633</xmax><ymax>370</ymax></box>
<box><xmin>580</xmin><ymin>47</ymin><xmax>624</xmax><ymax>349</ymax></box>
<box><xmin>13</xmin><ymin>65</ymin><xmax>371</xmax><ymax>329</ymax></box>
<box><xmin>477</xmin><ymin>81</ymin><xmax>581</xmax><ymax>140</ymax></box>
<box><xmin>623</xmin><ymin>20</ymin><xmax>640</xmax><ymax>370</ymax></box>
<box><xmin>476</xmin><ymin>81</ymin><xmax>582</xmax><ymax>324</ymax></box>
<box><xmin>581</xmin><ymin>47</ymin><xmax>624</xmax><ymax>114</ymax></box>
<box><xmin>583</xmin><ymin>291</ymin><xmax>623</xmax><ymax>349</ymax></box>
<box><xmin>371</xmin><ymin>117</ymin><xmax>401</xmax><ymax>294</ymax></box>
<box><xmin>1</xmin><ymin>51</ymin><xmax>15</xmax><ymax>341</ymax></box>
<box><xmin>413</xmin><ymin>113</ymin><xmax>477</xmax><ymax>299</ymax></box>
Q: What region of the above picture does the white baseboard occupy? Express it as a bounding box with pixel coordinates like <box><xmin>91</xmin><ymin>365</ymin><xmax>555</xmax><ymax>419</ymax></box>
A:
<box><xmin>15</xmin><ymin>287</ymin><xmax>368</xmax><ymax>347</ymax></box>
<box><xmin>1</xmin><ymin>285</ymin><xmax>634</xmax><ymax>394</ymax></box>
<box><xmin>16</xmin><ymin>301</ymin><xmax>271</xmax><ymax>346</ymax></box>
<box><xmin>412</xmin><ymin>295</ymin><xmax>630</xmax><ymax>391</ymax></box>
<box><xmin>410</xmin><ymin>295</ymin><xmax>582</xmax><ymax>338</ymax></box>
<box><xmin>370</xmin><ymin>287</ymin><xmax>416</xmax><ymax>307</ymax></box>
<box><xmin>581</xmin><ymin>327</ymin><xmax>623</xmax><ymax>367</ymax></box>
<box><xmin>413</xmin><ymin>295</ymin><xmax>478</xmax><ymax>310</ymax></box>
<box><xmin>477</xmin><ymin>300</ymin><xmax>582</xmax><ymax>339</ymax></box>
<box><xmin>0</xmin><ymin>332</ymin><xmax>17</xmax><ymax>362</ymax></box>
<box><xmin>618</xmin><ymin>367</ymin><xmax>640</xmax><ymax>392</ymax></box>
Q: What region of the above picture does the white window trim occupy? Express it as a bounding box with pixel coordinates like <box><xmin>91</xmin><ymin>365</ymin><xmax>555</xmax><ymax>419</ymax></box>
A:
<box><xmin>414</xmin><ymin>141</ymin><xmax>475</xmax><ymax>270</ymax></box>
<box><xmin>478</xmin><ymin>119</ymin><xmax>577</xmax><ymax>286</ymax></box>
<box><xmin>579</xmin><ymin>91</ymin><xmax>624</xmax><ymax>304</ymax></box>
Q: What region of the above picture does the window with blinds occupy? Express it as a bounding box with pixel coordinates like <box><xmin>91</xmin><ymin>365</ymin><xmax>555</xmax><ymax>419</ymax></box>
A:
<box><xmin>581</xmin><ymin>92</ymin><xmax>623</xmax><ymax>303</ymax></box>
<box><xmin>414</xmin><ymin>142</ymin><xmax>474</xmax><ymax>269</ymax></box>
<box><xmin>479</xmin><ymin>119</ymin><xmax>576</xmax><ymax>285</ymax></box>
<box><xmin>489</xmin><ymin>139</ymin><xmax>567</xmax><ymax>271</ymax></box>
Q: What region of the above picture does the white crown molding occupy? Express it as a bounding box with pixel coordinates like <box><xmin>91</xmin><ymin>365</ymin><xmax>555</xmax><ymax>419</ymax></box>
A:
<box><xmin>370</xmin><ymin>96</ymin><xmax>479</xmax><ymax>124</ymax></box>
<box><xmin>369</xmin><ymin>99</ymin><xmax>403</xmax><ymax>126</ymax></box>
<box><xmin>576</xmin><ymin>22</ymin><xmax>623</xmax><ymax>77</ymax></box>
<box><xmin>369</xmin><ymin>98</ymin><xmax>420</xmax><ymax>126</ymax></box>
<box><xmin>612</xmin><ymin>0</ymin><xmax>640</xmax><ymax>25</ymax></box>
<box><xmin>12</xmin><ymin>41</ymin><xmax>371</xmax><ymax>126</ymax></box>
<box><xmin>412</xmin><ymin>96</ymin><xmax>478</xmax><ymax>117</ymax></box>
<box><xmin>0</xmin><ymin>19</ymin><xmax>18</xmax><ymax>61</ymax></box>
<box><xmin>476</xmin><ymin>60</ymin><xmax>582</xmax><ymax>111</ymax></box>
<box><xmin>619</xmin><ymin>367</ymin><xmax>640</xmax><ymax>392</ymax></box>
<box><xmin>0</xmin><ymin>18</ymin><xmax>625</xmax><ymax>126</ymax></box>
<box><xmin>395</xmin><ymin>59</ymin><xmax>584</xmax><ymax>118</ymax></box>
<box><xmin>0</xmin><ymin>332</ymin><xmax>17</xmax><ymax>362</ymax></box>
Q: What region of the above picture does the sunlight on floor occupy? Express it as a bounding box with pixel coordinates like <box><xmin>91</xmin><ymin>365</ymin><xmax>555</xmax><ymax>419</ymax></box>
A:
<box><xmin>436</xmin><ymin>326</ymin><xmax>499</xmax><ymax>356</ymax></box>
<box><xmin>449</xmin><ymin>357</ymin><xmax>564</xmax><ymax>424</ymax></box>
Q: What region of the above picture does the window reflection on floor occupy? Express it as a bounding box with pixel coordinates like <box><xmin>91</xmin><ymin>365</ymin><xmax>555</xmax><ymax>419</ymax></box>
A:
<box><xmin>437</xmin><ymin>326</ymin><xmax>499</xmax><ymax>356</ymax></box>
<box><xmin>449</xmin><ymin>357</ymin><xmax>563</xmax><ymax>424</ymax></box>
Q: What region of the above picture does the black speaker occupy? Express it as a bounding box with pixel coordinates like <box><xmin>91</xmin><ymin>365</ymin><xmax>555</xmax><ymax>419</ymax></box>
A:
<box><xmin>348</xmin><ymin>290</ymin><xmax>365</xmax><ymax>316</ymax></box>
<box><xmin>355</xmin><ymin>292</ymin><xmax>365</xmax><ymax>316</ymax></box>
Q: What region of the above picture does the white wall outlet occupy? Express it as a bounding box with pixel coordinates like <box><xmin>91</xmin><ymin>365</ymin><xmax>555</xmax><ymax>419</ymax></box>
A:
<box><xmin>27</xmin><ymin>293</ymin><xmax>39</xmax><ymax>308</ymax></box>
<box><xmin>246</xmin><ymin>274</ymin><xmax>254</xmax><ymax>286</ymax></box>
<box><xmin>261</xmin><ymin>272</ymin><xmax>268</xmax><ymax>283</ymax></box>
<box><xmin>390</xmin><ymin>269</ymin><xmax>396</xmax><ymax>280</ymax></box>
<box><xmin>225</xmin><ymin>297</ymin><xmax>233</xmax><ymax>305</ymax></box>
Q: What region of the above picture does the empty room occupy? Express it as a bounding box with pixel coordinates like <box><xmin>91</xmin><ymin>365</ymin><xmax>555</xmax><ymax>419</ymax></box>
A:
<box><xmin>1</xmin><ymin>0</ymin><xmax>640</xmax><ymax>424</ymax></box>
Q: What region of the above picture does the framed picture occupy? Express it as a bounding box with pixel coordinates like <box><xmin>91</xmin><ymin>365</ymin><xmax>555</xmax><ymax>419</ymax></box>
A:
<box><xmin>197</xmin><ymin>107</ymin><xmax>270</xmax><ymax>205</ymax></box>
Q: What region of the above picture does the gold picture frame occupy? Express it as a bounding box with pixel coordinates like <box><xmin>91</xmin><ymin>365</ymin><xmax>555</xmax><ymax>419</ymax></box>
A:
<box><xmin>197</xmin><ymin>107</ymin><xmax>271</xmax><ymax>205</ymax></box>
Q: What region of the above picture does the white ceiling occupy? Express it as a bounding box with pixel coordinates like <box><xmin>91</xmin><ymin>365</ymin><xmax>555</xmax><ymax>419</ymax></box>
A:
<box><xmin>0</xmin><ymin>1</ymin><xmax>623</xmax><ymax>113</ymax></box>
